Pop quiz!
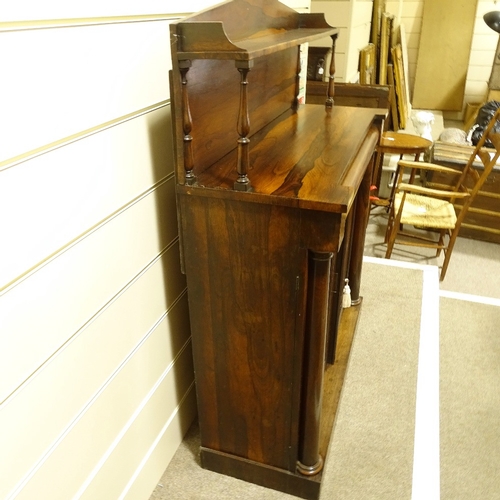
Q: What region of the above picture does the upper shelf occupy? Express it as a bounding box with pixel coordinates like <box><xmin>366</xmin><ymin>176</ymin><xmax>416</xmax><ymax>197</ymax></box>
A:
<box><xmin>175</xmin><ymin>22</ymin><xmax>338</xmax><ymax>60</ymax></box>
<box><xmin>172</xmin><ymin>0</ymin><xmax>338</xmax><ymax>61</ymax></box>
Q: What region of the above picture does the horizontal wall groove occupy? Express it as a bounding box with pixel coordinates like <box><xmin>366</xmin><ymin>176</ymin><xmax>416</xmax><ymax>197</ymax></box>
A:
<box><xmin>0</xmin><ymin>239</ymin><xmax>186</xmax><ymax>407</ymax></box>
<box><xmin>0</xmin><ymin>15</ymin><xmax>182</xmax><ymax>33</ymax></box>
<box><xmin>5</xmin><ymin>332</ymin><xmax>193</xmax><ymax>500</ymax></box>
<box><xmin>117</xmin><ymin>380</ymin><xmax>196</xmax><ymax>500</ymax></box>
<box><xmin>0</xmin><ymin>101</ymin><xmax>170</xmax><ymax>173</ymax></box>
<box><xmin>0</xmin><ymin>171</ymin><xmax>175</xmax><ymax>295</ymax></box>
<box><xmin>76</xmin><ymin>378</ymin><xmax>196</xmax><ymax>500</ymax></box>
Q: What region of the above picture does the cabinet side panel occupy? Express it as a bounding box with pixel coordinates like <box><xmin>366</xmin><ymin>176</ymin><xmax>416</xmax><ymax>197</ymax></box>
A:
<box><xmin>179</xmin><ymin>195</ymin><xmax>304</xmax><ymax>470</ymax></box>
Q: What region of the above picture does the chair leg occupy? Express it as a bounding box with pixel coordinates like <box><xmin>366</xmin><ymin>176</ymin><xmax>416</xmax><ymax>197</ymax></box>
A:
<box><xmin>387</xmin><ymin>164</ymin><xmax>401</xmax><ymax>211</ymax></box>
<box><xmin>436</xmin><ymin>229</ymin><xmax>446</xmax><ymax>257</ymax></box>
<box><xmin>385</xmin><ymin>193</ymin><xmax>406</xmax><ymax>258</ymax></box>
<box><xmin>385</xmin><ymin>208</ymin><xmax>399</xmax><ymax>258</ymax></box>
<box><xmin>384</xmin><ymin>211</ymin><xmax>392</xmax><ymax>245</ymax></box>
<box><xmin>440</xmin><ymin>230</ymin><xmax>458</xmax><ymax>281</ymax></box>
<box><xmin>385</xmin><ymin>227</ymin><xmax>397</xmax><ymax>258</ymax></box>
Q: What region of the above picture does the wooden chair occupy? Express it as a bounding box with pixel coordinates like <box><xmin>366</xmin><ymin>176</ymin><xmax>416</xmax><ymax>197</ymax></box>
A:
<box><xmin>384</xmin><ymin>107</ymin><xmax>500</xmax><ymax>280</ymax></box>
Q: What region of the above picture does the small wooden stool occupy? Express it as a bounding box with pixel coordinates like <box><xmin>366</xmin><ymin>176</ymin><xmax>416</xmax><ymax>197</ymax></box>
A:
<box><xmin>373</xmin><ymin>132</ymin><xmax>433</xmax><ymax>203</ymax></box>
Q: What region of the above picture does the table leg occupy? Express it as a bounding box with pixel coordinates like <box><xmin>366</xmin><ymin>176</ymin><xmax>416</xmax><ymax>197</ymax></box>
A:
<box><xmin>348</xmin><ymin>160</ymin><xmax>372</xmax><ymax>304</ymax></box>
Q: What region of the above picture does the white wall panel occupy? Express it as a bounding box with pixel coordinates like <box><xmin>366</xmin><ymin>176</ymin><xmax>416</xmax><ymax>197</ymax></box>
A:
<box><xmin>471</xmin><ymin>32</ymin><xmax>498</xmax><ymax>52</ymax></box>
<box><xmin>405</xmin><ymin>31</ymin><xmax>421</xmax><ymax>51</ymax></box>
<box><xmin>9</xmin><ymin>316</ymin><xmax>194</xmax><ymax>500</ymax></box>
<box><xmin>466</xmin><ymin>80</ymin><xmax>490</xmax><ymax>98</ymax></box>
<box><xmin>0</xmin><ymin>178</ymin><xmax>180</xmax><ymax>403</ymax></box>
<box><xmin>399</xmin><ymin>1</ymin><xmax>424</xmax><ymax>19</ymax></box>
<box><xmin>0</xmin><ymin>249</ymin><xmax>188</xmax><ymax>499</ymax></box>
<box><xmin>0</xmin><ymin>1</ymin><xmax>217</xmax><ymax>21</ymax></box>
<box><xmin>312</xmin><ymin>1</ymin><xmax>350</xmax><ymax>29</ymax></box>
<box><xmin>120</xmin><ymin>388</ymin><xmax>197</xmax><ymax>500</ymax></box>
<box><xmin>311</xmin><ymin>0</ymin><xmax>370</xmax><ymax>82</ymax></box>
<box><xmin>0</xmin><ymin>105</ymin><xmax>173</xmax><ymax>288</ymax></box>
<box><xmin>335</xmin><ymin>53</ymin><xmax>348</xmax><ymax>82</ymax></box>
<box><xmin>468</xmin><ymin>64</ymin><xmax>493</xmax><ymax>83</ymax></box>
<box><xmin>398</xmin><ymin>15</ymin><xmax>421</xmax><ymax>35</ymax></box>
<box><xmin>77</xmin><ymin>369</ymin><xmax>195</xmax><ymax>500</ymax></box>
<box><xmin>345</xmin><ymin>0</ymin><xmax>372</xmax><ymax>83</ymax></box>
<box><xmin>311</xmin><ymin>0</ymin><xmax>350</xmax><ymax>49</ymax></box>
<box><xmin>470</xmin><ymin>48</ymin><xmax>498</xmax><ymax>67</ymax></box>
<box><xmin>282</xmin><ymin>0</ymin><xmax>311</xmax><ymax>9</ymax></box>
<box><xmin>354</xmin><ymin>1</ymin><xmax>373</xmax><ymax>20</ymax></box>
<box><xmin>336</xmin><ymin>27</ymin><xmax>349</xmax><ymax>52</ymax></box>
<box><xmin>0</xmin><ymin>20</ymin><xmax>172</xmax><ymax>162</ymax></box>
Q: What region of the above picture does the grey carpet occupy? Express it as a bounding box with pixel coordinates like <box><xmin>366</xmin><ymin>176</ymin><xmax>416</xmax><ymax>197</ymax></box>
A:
<box><xmin>440</xmin><ymin>297</ymin><xmax>500</xmax><ymax>500</ymax></box>
<box><xmin>319</xmin><ymin>261</ymin><xmax>423</xmax><ymax>500</ymax></box>
<box><xmin>149</xmin><ymin>261</ymin><xmax>425</xmax><ymax>500</ymax></box>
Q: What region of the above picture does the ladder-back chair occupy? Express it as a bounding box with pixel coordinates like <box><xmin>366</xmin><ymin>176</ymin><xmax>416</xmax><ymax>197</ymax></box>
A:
<box><xmin>384</xmin><ymin>107</ymin><xmax>500</xmax><ymax>280</ymax></box>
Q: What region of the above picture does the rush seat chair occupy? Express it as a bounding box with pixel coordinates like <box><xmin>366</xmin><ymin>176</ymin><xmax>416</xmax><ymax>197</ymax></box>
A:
<box><xmin>384</xmin><ymin>107</ymin><xmax>500</xmax><ymax>280</ymax></box>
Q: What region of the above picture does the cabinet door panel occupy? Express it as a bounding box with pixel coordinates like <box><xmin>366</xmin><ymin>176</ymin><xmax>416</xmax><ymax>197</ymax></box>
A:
<box><xmin>180</xmin><ymin>196</ymin><xmax>305</xmax><ymax>470</ymax></box>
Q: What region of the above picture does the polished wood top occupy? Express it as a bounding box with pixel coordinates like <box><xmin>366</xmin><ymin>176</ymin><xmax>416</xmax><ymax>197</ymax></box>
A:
<box><xmin>179</xmin><ymin>105</ymin><xmax>383</xmax><ymax>213</ymax></box>
<box><xmin>377</xmin><ymin>131</ymin><xmax>432</xmax><ymax>154</ymax></box>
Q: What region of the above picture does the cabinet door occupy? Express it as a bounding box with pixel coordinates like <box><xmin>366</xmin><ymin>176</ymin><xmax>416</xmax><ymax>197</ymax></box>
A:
<box><xmin>179</xmin><ymin>196</ymin><xmax>307</xmax><ymax>471</ymax></box>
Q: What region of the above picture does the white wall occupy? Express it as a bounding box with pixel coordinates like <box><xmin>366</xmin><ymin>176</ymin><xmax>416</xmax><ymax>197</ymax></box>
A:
<box><xmin>348</xmin><ymin>1</ymin><xmax>376</xmax><ymax>82</ymax></box>
<box><xmin>0</xmin><ymin>3</ymin><xmax>207</xmax><ymax>500</ymax></box>
<box><xmin>0</xmin><ymin>1</ymin><xmax>311</xmax><ymax>499</ymax></box>
<box><xmin>386</xmin><ymin>0</ymin><xmax>499</xmax><ymax>120</ymax></box>
<box><xmin>309</xmin><ymin>0</ymin><xmax>498</xmax><ymax>119</ymax></box>
<box><xmin>311</xmin><ymin>0</ymin><xmax>374</xmax><ymax>83</ymax></box>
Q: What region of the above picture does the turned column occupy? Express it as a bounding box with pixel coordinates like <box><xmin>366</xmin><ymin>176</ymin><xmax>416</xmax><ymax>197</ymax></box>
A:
<box><xmin>326</xmin><ymin>33</ymin><xmax>338</xmax><ymax>107</ymax></box>
<box><xmin>179</xmin><ymin>60</ymin><xmax>196</xmax><ymax>185</ymax></box>
<box><xmin>234</xmin><ymin>60</ymin><xmax>253</xmax><ymax>191</ymax></box>
<box><xmin>294</xmin><ymin>44</ymin><xmax>303</xmax><ymax>109</ymax></box>
<box><xmin>297</xmin><ymin>250</ymin><xmax>333</xmax><ymax>476</ymax></box>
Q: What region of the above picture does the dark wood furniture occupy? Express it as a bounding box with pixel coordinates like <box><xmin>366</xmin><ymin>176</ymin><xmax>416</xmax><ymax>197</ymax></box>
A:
<box><xmin>169</xmin><ymin>1</ymin><xmax>385</xmax><ymax>498</ymax></box>
<box><xmin>430</xmin><ymin>140</ymin><xmax>500</xmax><ymax>244</ymax></box>
<box><xmin>306</xmin><ymin>81</ymin><xmax>391</xmax><ymax>113</ymax></box>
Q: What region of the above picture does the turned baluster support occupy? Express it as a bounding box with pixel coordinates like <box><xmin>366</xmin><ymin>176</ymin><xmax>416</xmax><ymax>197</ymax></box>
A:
<box><xmin>234</xmin><ymin>60</ymin><xmax>253</xmax><ymax>191</ymax></box>
<box><xmin>326</xmin><ymin>33</ymin><xmax>338</xmax><ymax>107</ymax></box>
<box><xmin>180</xmin><ymin>60</ymin><xmax>196</xmax><ymax>185</ymax></box>
<box><xmin>297</xmin><ymin>250</ymin><xmax>333</xmax><ymax>476</ymax></box>
<box><xmin>294</xmin><ymin>44</ymin><xmax>303</xmax><ymax>109</ymax></box>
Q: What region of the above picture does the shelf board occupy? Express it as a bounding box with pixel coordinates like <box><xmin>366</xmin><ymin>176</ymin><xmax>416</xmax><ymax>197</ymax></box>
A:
<box><xmin>176</xmin><ymin>24</ymin><xmax>339</xmax><ymax>61</ymax></box>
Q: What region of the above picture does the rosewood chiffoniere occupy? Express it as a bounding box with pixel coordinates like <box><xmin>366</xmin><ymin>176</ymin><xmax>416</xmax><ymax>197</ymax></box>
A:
<box><xmin>169</xmin><ymin>1</ymin><xmax>385</xmax><ymax>498</ymax></box>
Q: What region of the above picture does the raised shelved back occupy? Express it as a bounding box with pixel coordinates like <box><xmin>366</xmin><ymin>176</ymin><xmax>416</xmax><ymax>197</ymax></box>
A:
<box><xmin>169</xmin><ymin>0</ymin><xmax>338</xmax><ymax>188</ymax></box>
<box><xmin>182</xmin><ymin>49</ymin><xmax>298</xmax><ymax>174</ymax></box>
